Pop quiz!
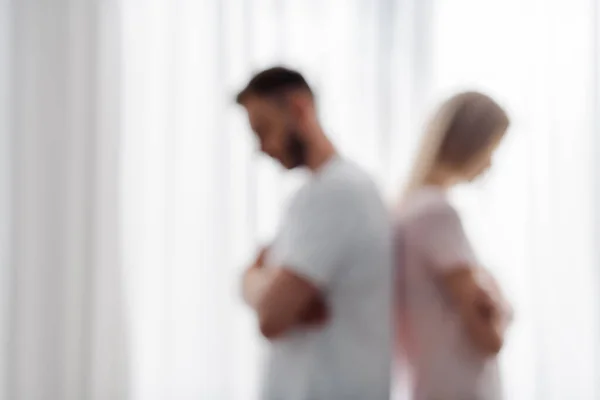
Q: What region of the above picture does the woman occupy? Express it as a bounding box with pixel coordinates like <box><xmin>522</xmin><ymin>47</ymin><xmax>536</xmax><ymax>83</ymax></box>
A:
<box><xmin>394</xmin><ymin>91</ymin><xmax>513</xmax><ymax>400</ymax></box>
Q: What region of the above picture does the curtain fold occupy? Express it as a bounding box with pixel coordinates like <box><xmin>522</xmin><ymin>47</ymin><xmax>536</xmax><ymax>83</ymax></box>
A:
<box><xmin>0</xmin><ymin>0</ymin><xmax>12</xmax><ymax>397</ymax></box>
<box><xmin>2</xmin><ymin>2</ymin><xmax>127</xmax><ymax>400</ymax></box>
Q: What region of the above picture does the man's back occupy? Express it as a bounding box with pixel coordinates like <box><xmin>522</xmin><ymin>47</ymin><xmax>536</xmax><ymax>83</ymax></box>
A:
<box><xmin>262</xmin><ymin>156</ymin><xmax>393</xmax><ymax>400</ymax></box>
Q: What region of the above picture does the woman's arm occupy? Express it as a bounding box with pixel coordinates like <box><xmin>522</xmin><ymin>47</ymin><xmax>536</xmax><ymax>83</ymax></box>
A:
<box><xmin>440</xmin><ymin>266</ymin><xmax>506</xmax><ymax>356</ymax></box>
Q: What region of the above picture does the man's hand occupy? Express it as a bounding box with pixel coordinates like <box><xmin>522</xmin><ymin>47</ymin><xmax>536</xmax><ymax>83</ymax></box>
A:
<box><xmin>298</xmin><ymin>296</ymin><xmax>330</xmax><ymax>327</ymax></box>
<box><xmin>251</xmin><ymin>247</ymin><xmax>269</xmax><ymax>269</ymax></box>
<box><xmin>241</xmin><ymin>246</ymin><xmax>270</xmax><ymax>307</ymax></box>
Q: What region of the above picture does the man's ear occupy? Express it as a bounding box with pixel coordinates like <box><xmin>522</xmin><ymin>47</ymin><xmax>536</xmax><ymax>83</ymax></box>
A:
<box><xmin>287</xmin><ymin>91</ymin><xmax>313</xmax><ymax>121</ymax></box>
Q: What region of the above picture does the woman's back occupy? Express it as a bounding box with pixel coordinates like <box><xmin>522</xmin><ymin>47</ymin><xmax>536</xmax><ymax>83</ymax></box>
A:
<box><xmin>395</xmin><ymin>186</ymin><xmax>502</xmax><ymax>400</ymax></box>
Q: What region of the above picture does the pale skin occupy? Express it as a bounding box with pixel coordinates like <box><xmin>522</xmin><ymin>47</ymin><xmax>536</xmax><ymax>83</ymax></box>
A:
<box><xmin>239</xmin><ymin>90</ymin><xmax>335</xmax><ymax>340</ymax></box>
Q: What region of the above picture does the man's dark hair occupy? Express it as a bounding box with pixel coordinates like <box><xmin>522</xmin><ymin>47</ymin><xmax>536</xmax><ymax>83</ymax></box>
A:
<box><xmin>236</xmin><ymin>66</ymin><xmax>313</xmax><ymax>105</ymax></box>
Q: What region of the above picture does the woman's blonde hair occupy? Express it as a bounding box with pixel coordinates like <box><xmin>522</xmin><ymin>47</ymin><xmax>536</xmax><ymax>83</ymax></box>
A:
<box><xmin>402</xmin><ymin>91</ymin><xmax>510</xmax><ymax>197</ymax></box>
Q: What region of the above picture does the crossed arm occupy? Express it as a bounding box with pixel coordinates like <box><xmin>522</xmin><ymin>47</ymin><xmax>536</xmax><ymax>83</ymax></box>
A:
<box><xmin>241</xmin><ymin>181</ymin><xmax>357</xmax><ymax>340</ymax></box>
<box><xmin>413</xmin><ymin>203</ymin><xmax>513</xmax><ymax>356</ymax></box>
<box><xmin>440</xmin><ymin>266</ymin><xmax>512</xmax><ymax>356</ymax></box>
<box><xmin>242</xmin><ymin>248</ymin><xmax>329</xmax><ymax>339</ymax></box>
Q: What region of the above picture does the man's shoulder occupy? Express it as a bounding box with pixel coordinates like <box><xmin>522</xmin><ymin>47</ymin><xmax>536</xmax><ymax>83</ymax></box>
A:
<box><xmin>287</xmin><ymin>158</ymin><xmax>384</xmax><ymax>222</ymax></box>
<box><xmin>314</xmin><ymin>158</ymin><xmax>380</xmax><ymax>200</ymax></box>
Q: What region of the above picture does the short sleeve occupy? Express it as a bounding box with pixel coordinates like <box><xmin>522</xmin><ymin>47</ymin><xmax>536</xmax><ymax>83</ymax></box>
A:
<box><xmin>274</xmin><ymin>182</ymin><xmax>358</xmax><ymax>288</ymax></box>
<box><xmin>412</xmin><ymin>202</ymin><xmax>476</xmax><ymax>272</ymax></box>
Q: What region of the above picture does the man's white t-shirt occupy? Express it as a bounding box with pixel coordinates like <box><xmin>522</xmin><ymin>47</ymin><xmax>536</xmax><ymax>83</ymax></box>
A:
<box><xmin>262</xmin><ymin>156</ymin><xmax>393</xmax><ymax>400</ymax></box>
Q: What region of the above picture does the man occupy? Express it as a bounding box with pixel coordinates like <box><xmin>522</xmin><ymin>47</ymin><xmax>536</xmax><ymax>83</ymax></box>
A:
<box><xmin>237</xmin><ymin>67</ymin><xmax>392</xmax><ymax>400</ymax></box>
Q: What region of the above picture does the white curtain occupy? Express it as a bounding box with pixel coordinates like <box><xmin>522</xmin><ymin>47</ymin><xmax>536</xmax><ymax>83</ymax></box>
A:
<box><xmin>2</xmin><ymin>0</ymin><xmax>599</xmax><ymax>399</ymax></box>
<box><xmin>1</xmin><ymin>1</ymin><xmax>128</xmax><ymax>400</ymax></box>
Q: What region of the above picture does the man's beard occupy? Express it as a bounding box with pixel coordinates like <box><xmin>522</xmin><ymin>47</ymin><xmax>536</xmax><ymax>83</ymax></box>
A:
<box><xmin>284</xmin><ymin>130</ymin><xmax>307</xmax><ymax>169</ymax></box>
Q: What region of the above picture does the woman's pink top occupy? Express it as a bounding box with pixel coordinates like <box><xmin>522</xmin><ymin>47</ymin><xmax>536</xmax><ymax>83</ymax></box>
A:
<box><xmin>394</xmin><ymin>186</ymin><xmax>502</xmax><ymax>400</ymax></box>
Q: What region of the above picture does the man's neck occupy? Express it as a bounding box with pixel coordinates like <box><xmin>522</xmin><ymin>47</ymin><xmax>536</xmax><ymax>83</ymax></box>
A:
<box><xmin>304</xmin><ymin>136</ymin><xmax>336</xmax><ymax>172</ymax></box>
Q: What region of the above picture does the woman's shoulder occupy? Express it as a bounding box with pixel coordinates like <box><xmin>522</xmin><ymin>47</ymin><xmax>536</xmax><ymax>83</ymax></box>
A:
<box><xmin>396</xmin><ymin>186</ymin><xmax>458</xmax><ymax>225</ymax></box>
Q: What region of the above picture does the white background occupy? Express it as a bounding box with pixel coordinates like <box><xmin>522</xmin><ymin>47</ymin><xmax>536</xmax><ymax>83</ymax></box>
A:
<box><xmin>1</xmin><ymin>0</ymin><xmax>599</xmax><ymax>399</ymax></box>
